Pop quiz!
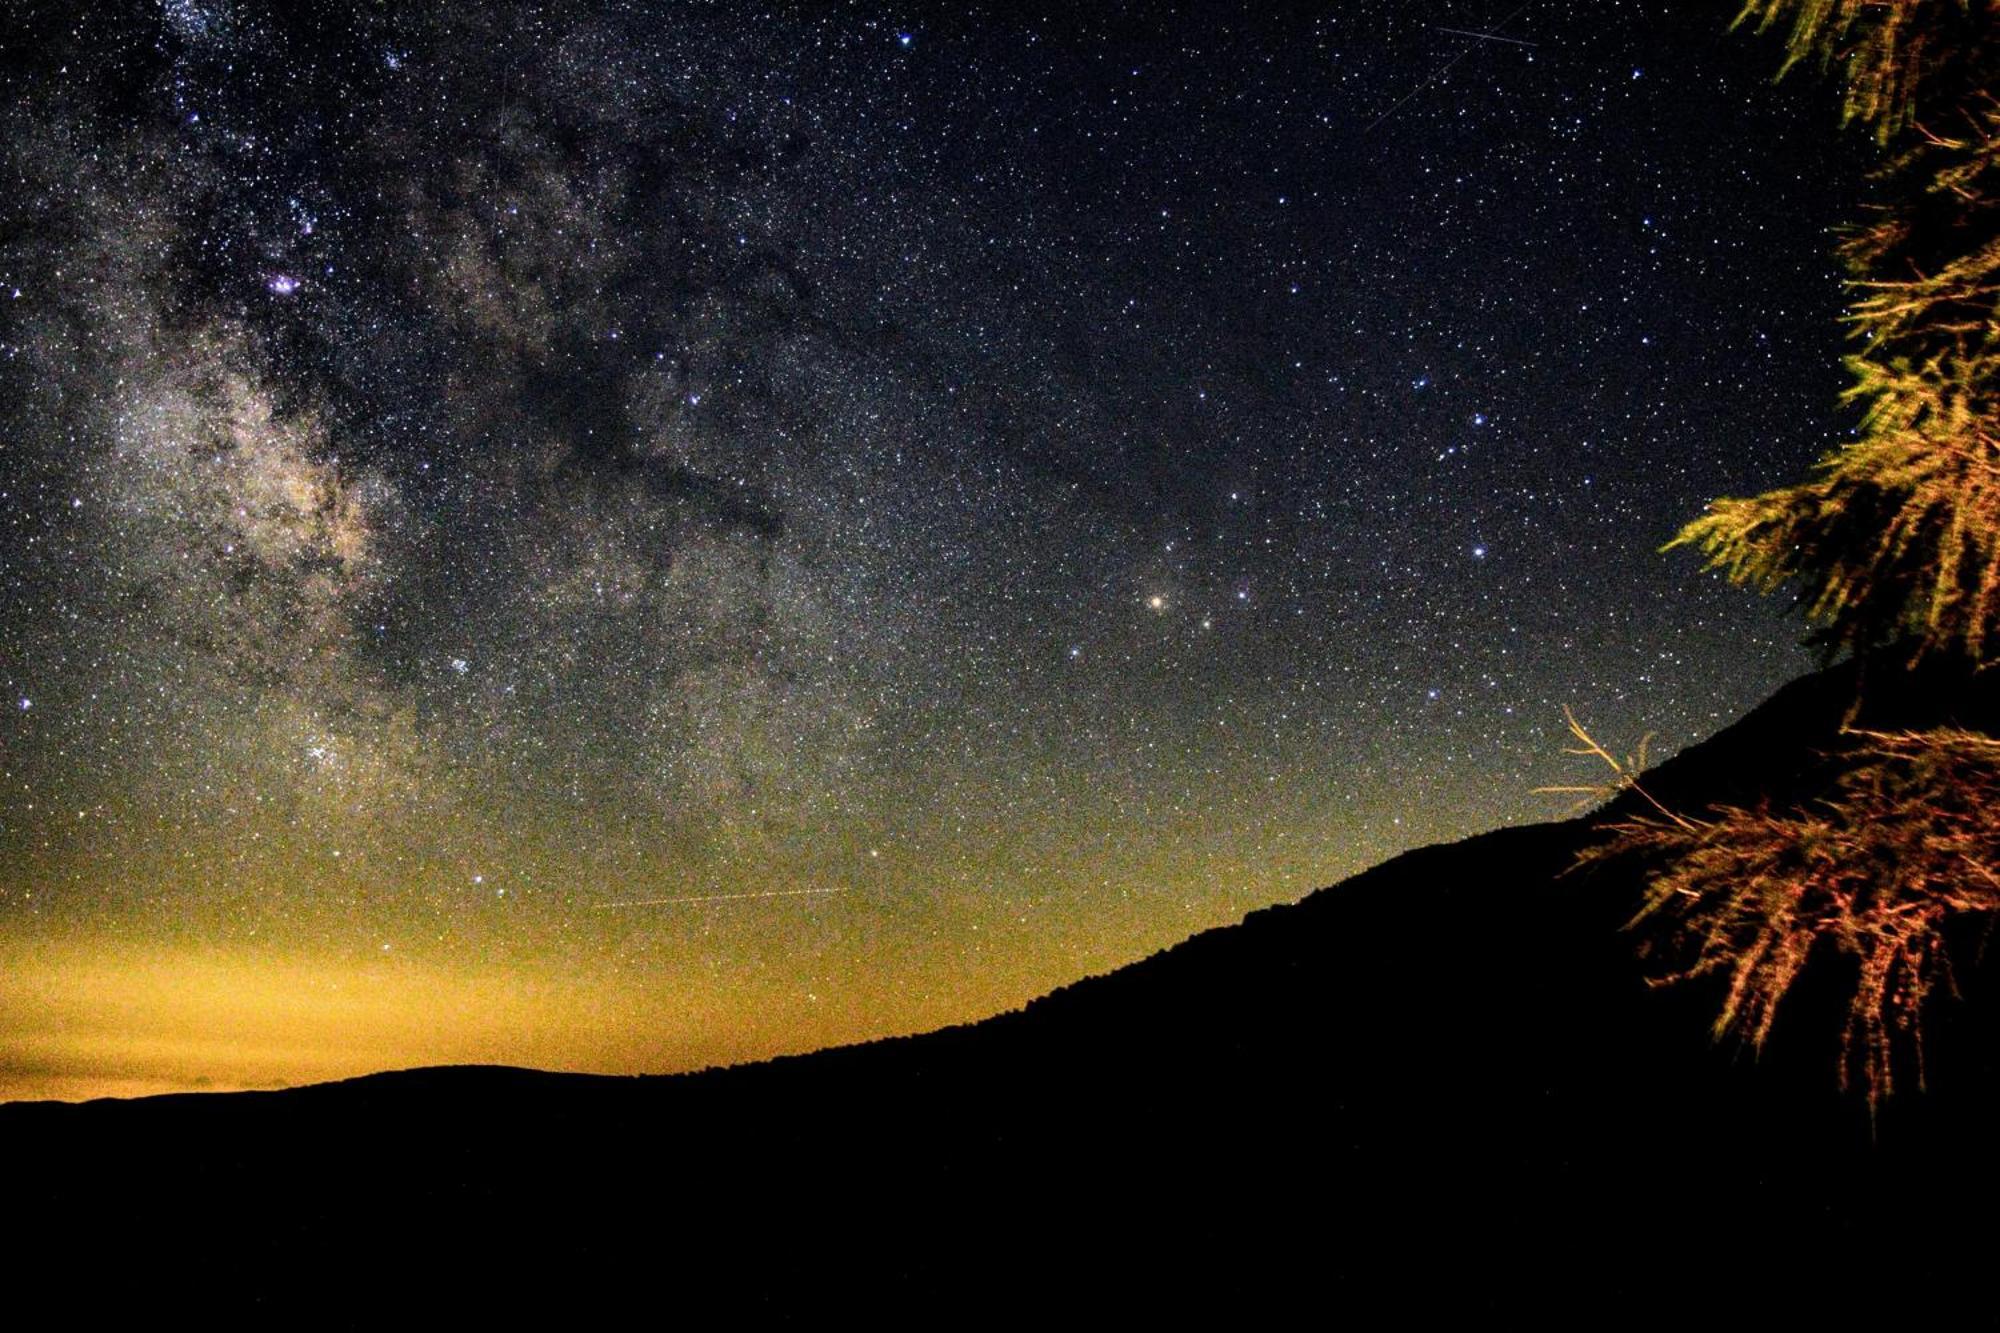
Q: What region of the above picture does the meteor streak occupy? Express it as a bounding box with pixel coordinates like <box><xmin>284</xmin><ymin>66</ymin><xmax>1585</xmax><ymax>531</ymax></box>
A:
<box><xmin>1429</xmin><ymin>26</ymin><xmax>1538</xmax><ymax>47</ymax></box>
<box><xmin>1366</xmin><ymin>3</ymin><xmax>1532</xmax><ymax>133</ymax></box>
<box><xmin>595</xmin><ymin>887</ymin><xmax>848</xmax><ymax>909</ymax></box>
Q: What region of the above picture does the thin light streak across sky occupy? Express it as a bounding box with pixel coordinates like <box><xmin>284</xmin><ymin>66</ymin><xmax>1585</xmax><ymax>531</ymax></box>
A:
<box><xmin>596</xmin><ymin>889</ymin><xmax>850</xmax><ymax>910</ymax></box>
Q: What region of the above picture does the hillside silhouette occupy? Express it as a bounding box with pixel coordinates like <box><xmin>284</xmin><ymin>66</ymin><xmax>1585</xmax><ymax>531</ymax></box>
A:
<box><xmin>7</xmin><ymin>657</ymin><xmax>2000</xmax><ymax>1323</ymax></box>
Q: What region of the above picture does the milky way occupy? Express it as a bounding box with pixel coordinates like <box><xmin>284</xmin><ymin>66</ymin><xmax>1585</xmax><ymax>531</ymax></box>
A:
<box><xmin>0</xmin><ymin>1</ymin><xmax>1857</xmax><ymax>1098</ymax></box>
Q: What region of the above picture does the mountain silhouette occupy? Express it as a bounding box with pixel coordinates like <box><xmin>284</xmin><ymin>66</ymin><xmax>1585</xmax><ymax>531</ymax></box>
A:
<box><xmin>7</xmin><ymin>657</ymin><xmax>1999</xmax><ymax>1324</ymax></box>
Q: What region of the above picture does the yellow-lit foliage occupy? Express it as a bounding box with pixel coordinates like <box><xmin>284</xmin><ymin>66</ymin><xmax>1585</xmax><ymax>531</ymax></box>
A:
<box><xmin>1674</xmin><ymin>24</ymin><xmax>2000</xmax><ymax>662</ymax></box>
<box><xmin>1569</xmin><ymin>0</ymin><xmax>2000</xmax><ymax>1111</ymax></box>
<box><xmin>1734</xmin><ymin>0</ymin><xmax>1980</xmax><ymax>137</ymax></box>
<box><xmin>1674</xmin><ymin>344</ymin><xmax>2000</xmax><ymax>661</ymax></box>
<box><xmin>1580</xmin><ymin>729</ymin><xmax>2000</xmax><ymax>1105</ymax></box>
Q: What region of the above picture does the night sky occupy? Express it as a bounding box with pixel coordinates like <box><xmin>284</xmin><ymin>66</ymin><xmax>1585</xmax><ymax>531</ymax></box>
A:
<box><xmin>1</xmin><ymin>0</ymin><xmax>1857</xmax><ymax>1100</ymax></box>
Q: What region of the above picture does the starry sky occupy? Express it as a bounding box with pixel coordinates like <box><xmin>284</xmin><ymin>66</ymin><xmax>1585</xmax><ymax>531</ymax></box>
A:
<box><xmin>0</xmin><ymin>0</ymin><xmax>1858</xmax><ymax>1100</ymax></box>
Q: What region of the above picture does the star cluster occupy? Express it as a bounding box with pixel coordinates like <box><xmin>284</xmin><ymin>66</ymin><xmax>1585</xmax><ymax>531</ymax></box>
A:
<box><xmin>0</xmin><ymin>1</ymin><xmax>1853</xmax><ymax>1099</ymax></box>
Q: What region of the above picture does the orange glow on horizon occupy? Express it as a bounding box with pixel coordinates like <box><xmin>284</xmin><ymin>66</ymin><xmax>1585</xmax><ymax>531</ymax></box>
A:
<box><xmin>0</xmin><ymin>938</ymin><xmax>884</xmax><ymax>1103</ymax></box>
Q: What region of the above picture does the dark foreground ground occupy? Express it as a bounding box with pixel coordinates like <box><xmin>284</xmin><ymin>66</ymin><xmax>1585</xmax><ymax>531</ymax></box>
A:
<box><xmin>7</xmin><ymin>659</ymin><xmax>2000</xmax><ymax>1325</ymax></box>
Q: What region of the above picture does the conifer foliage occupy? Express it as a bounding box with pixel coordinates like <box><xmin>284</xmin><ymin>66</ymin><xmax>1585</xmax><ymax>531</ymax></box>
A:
<box><xmin>1585</xmin><ymin>728</ymin><xmax>2000</xmax><ymax>1100</ymax></box>
<box><xmin>1674</xmin><ymin>0</ymin><xmax>2000</xmax><ymax>662</ymax></box>
<box><xmin>1672</xmin><ymin>2</ymin><xmax>2000</xmax><ymax>660</ymax></box>
<box><xmin>1592</xmin><ymin>2</ymin><xmax>2000</xmax><ymax>1104</ymax></box>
